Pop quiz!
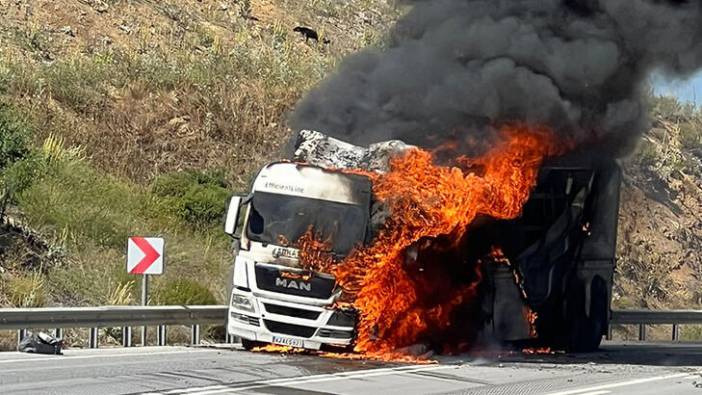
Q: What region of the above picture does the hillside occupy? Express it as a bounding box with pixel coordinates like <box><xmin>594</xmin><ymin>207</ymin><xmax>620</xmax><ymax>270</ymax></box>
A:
<box><xmin>1</xmin><ymin>0</ymin><xmax>702</xmax><ymax>345</ymax></box>
<box><xmin>614</xmin><ymin>97</ymin><xmax>702</xmax><ymax>327</ymax></box>
<box><xmin>0</xmin><ymin>0</ymin><xmax>397</xmax><ymax>313</ymax></box>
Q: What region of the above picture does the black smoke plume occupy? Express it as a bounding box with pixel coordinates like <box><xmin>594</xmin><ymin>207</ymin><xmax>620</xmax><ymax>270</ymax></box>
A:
<box><xmin>291</xmin><ymin>0</ymin><xmax>702</xmax><ymax>155</ymax></box>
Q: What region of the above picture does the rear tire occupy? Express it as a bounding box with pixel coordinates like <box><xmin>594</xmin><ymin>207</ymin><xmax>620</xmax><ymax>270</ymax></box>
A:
<box><xmin>241</xmin><ymin>338</ymin><xmax>266</xmax><ymax>351</ymax></box>
<box><xmin>567</xmin><ymin>277</ymin><xmax>607</xmax><ymax>353</ymax></box>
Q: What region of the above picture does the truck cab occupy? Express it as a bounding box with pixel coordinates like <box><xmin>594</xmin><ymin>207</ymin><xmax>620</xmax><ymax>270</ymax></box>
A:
<box><xmin>224</xmin><ymin>162</ymin><xmax>371</xmax><ymax>350</ymax></box>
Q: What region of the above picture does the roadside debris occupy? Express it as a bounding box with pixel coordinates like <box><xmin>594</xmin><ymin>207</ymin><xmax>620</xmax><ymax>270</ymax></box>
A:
<box><xmin>18</xmin><ymin>332</ymin><xmax>63</xmax><ymax>355</ymax></box>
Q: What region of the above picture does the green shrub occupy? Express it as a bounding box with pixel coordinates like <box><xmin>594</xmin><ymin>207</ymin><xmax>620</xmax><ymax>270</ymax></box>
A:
<box><xmin>650</xmin><ymin>95</ymin><xmax>696</xmax><ymax>122</ymax></box>
<box><xmin>154</xmin><ymin>278</ymin><xmax>218</xmax><ymax>305</ymax></box>
<box><xmin>679</xmin><ymin>121</ymin><xmax>702</xmax><ymax>150</ymax></box>
<box><xmin>0</xmin><ymin>106</ymin><xmax>37</xmax><ymax>214</ymax></box>
<box><xmin>17</xmin><ymin>159</ymin><xmax>139</xmax><ymax>249</ymax></box>
<box><xmin>0</xmin><ymin>105</ymin><xmax>32</xmax><ymax>171</ymax></box>
<box><xmin>151</xmin><ymin>170</ymin><xmax>230</xmax><ymax>227</ymax></box>
<box><xmin>2</xmin><ymin>155</ymin><xmax>42</xmax><ymax>198</ymax></box>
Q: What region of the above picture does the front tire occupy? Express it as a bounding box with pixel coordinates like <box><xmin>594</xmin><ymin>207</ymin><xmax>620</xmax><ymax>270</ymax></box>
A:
<box><xmin>241</xmin><ymin>338</ymin><xmax>266</xmax><ymax>351</ymax></box>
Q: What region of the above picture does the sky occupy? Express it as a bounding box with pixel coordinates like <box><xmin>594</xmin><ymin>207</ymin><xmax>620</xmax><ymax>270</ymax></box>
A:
<box><xmin>653</xmin><ymin>71</ymin><xmax>702</xmax><ymax>105</ymax></box>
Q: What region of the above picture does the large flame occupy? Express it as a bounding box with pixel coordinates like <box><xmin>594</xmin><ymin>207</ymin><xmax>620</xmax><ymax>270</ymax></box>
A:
<box><xmin>300</xmin><ymin>125</ymin><xmax>561</xmax><ymax>358</ymax></box>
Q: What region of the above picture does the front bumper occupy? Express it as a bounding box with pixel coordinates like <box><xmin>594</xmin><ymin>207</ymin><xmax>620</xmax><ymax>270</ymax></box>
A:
<box><xmin>227</xmin><ymin>290</ymin><xmax>355</xmax><ymax>350</ymax></box>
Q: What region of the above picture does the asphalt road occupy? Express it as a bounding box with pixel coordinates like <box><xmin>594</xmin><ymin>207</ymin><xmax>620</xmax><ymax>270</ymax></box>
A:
<box><xmin>0</xmin><ymin>342</ymin><xmax>701</xmax><ymax>395</ymax></box>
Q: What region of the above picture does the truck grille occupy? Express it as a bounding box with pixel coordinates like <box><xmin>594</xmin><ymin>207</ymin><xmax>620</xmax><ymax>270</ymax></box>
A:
<box><xmin>318</xmin><ymin>328</ymin><xmax>354</xmax><ymax>339</ymax></box>
<box><xmin>255</xmin><ymin>265</ymin><xmax>336</xmax><ymax>299</ymax></box>
<box><xmin>263</xmin><ymin>320</ymin><xmax>317</xmax><ymax>338</ymax></box>
<box><xmin>264</xmin><ymin>304</ymin><xmax>320</xmax><ymax>320</ymax></box>
<box><xmin>231</xmin><ymin>312</ymin><xmax>260</xmax><ymax>327</ymax></box>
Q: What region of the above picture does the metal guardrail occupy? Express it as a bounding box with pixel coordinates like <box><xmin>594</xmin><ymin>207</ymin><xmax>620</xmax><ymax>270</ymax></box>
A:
<box><xmin>611</xmin><ymin>309</ymin><xmax>702</xmax><ymax>325</ymax></box>
<box><xmin>610</xmin><ymin>309</ymin><xmax>702</xmax><ymax>342</ymax></box>
<box><xmin>0</xmin><ymin>305</ymin><xmax>229</xmax><ymax>348</ymax></box>
<box><xmin>2</xmin><ymin>307</ymin><xmax>701</xmax><ymax>348</ymax></box>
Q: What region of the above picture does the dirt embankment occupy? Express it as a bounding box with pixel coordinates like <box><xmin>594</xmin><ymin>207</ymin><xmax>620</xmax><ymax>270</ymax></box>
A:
<box><xmin>615</xmin><ymin>112</ymin><xmax>702</xmax><ymax>311</ymax></box>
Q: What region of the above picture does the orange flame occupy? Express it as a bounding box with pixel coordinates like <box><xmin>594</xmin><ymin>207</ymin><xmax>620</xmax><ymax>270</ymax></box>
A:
<box><xmin>299</xmin><ymin>125</ymin><xmax>562</xmax><ymax>358</ymax></box>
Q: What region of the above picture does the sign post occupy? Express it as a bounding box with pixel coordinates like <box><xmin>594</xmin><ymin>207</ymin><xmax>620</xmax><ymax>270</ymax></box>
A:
<box><xmin>127</xmin><ymin>236</ymin><xmax>164</xmax><ymax>346</ymax></box>
<box><xmin>140</xmin><ymin>274</ymin><xmax>149</xmax><ymax>346</ymax></box>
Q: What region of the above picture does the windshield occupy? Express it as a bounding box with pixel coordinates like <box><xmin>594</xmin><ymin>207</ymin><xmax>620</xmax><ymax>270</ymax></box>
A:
<box><xmin>247</xmin><ymin>192</ymin><xmax>369</xmax><ymax>256</ymax></box>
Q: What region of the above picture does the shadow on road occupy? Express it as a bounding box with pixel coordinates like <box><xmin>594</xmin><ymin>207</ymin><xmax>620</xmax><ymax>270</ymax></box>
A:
<box><xmin>452</xmin><ymin>341</ymin><xmax>702</xmax><ymax>367</ymax></box>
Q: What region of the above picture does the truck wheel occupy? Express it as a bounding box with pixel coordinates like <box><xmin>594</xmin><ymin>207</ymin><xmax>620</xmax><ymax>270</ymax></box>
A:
<box><xmin>241</xmin><ymin>338</ymin><xmax>266</xmax><ymax>351</ymax></box>
<box><xmin>321</xmin><ymin>343</ymin><xmax>356</xmax><ymax>353</ymax></box>
<box><xmin>567</xmin><ymin>277</ymin><xmax>607</xmax><ymax>352</ymax></box>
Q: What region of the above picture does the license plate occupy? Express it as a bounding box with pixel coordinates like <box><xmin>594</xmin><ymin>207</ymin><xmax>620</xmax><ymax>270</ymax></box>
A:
<box><xmin>272</xmin><ymin>335</ymin><xmax>304</xmax><ymax>348</ymax></box>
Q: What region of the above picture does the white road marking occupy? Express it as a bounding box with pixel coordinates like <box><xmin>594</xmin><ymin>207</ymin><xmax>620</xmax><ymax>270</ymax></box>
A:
<box><xmin>543</xmin><ymin>373</ymin><xmax>693</xmax><ymax>395</ymax></box>
<box><xmin>0</xmin><ymin>348</ymin><xmax>211</xmax><ymax>365</ymax></box>
<box><xmin>155</xmin><ymin>364</ymin><xmax>457</xmax><ymax>395</ymax></box>
<box><xmin>575</xmin><ymin>391</ymin><xmax>610</xmax><ymax>395</ymax></box>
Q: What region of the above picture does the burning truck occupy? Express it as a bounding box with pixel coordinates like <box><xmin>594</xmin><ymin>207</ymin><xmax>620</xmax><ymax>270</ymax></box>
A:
<box><xmin>223</xmin><ymin>127</ymin><xmax>620</xmax><ymax>355</ymax></box>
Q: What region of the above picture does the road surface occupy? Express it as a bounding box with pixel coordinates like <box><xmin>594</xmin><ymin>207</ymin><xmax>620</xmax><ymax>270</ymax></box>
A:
<box><xmin>0</xmin><ymin>342</ymin><xmax>700</xmax><ymax>394</ymax></box>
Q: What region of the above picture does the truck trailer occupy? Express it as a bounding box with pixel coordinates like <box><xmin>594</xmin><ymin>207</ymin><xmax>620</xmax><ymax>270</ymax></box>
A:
<box><xmin>223</xmin><ymin>131</ymin><xmax>621</xmax><ymax>352</ymax></box>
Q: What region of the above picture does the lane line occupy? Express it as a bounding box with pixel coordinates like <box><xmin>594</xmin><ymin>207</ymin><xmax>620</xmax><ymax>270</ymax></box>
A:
<box><xmin>195</xmin><ymin>365</ymin><xmax>456</xmax><ymax>395</ymax></box>
<box><xmin>543</xmin><ymin>373</ymin><xmax>692</xmax><ymax>395</ymax></box>
<box><xmin>153</xmin><ymin>364</ymin><xmax>457</xmax><ymax>395</ymax></box>
<box><xmin>157</xmin><ymin>365</ymin><xmax>453</xmax><ymax>395</ymax></box>
<box><xmin>157</xmin><ymin>364</ymin><xmax>446</xmax><ymax>394</ymax></box>
<box><xmin>0</xmin><ymin>348</ymin><xmax>213</xmax><ymax>365</ymax></box>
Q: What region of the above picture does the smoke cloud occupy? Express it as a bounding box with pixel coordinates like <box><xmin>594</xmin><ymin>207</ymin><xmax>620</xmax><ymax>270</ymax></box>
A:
<box><xmin>291</xmin><ymin>0</ymin><xmax>702</xmax><ymax>155</ymax></box>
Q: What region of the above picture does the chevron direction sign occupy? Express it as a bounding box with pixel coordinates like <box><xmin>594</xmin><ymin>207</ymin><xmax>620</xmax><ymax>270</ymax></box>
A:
<box><xmin>127</xmin><ymin>237</ymin><xmax>164</xmax><ymax>275</ymax></box>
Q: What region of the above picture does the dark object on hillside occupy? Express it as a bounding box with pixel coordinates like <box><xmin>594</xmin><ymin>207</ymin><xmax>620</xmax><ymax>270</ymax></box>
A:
<box><xmin>293</xmin><ymin>26</ymin><xmax>319</xmax><ymax>42</ymax></box>
<box><xmin>18</xmin><ymin>332</ymin><xmax>63</xmax><ymax>355</ymax></box>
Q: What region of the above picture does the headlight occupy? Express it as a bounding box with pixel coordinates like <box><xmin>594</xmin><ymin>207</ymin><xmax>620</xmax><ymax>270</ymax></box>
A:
<box><xmin>327</xmin><ymin>309</ymin><xmax>357</xmax><ymax>327</ymax></box>
<box><xmin>231</xmin><ymin>294</ymin><xmax>255</xmax><ymax>313</ymax></box>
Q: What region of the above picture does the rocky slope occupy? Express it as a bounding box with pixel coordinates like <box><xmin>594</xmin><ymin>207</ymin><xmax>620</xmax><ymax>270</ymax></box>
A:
<box><xmin>615</xmin><ymin>100</ymin><xmax>702</xmax><ymax>313</ymax></box>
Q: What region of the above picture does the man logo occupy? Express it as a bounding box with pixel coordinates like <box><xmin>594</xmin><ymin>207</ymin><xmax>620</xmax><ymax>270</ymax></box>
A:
<box><xmin>275</xmin><ymin>277</ymin><xmax>312</xmax><ymax>292</ymax></box>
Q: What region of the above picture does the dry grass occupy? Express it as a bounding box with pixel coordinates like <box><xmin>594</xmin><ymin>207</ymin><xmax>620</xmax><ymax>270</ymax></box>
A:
<box><xmin>0</xmin><ymin>0</ymin><xmax>397</xmax><ymax>307</ymax></box>
<box><xmin>1</xmin><ymin>0</ymin><xmax>397</xmax><ymax>187</ymax></box>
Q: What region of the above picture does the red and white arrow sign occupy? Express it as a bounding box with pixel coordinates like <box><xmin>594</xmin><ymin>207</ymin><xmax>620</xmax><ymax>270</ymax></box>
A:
<box><xmin>127</xmin><ymin>237</ymin><xmax>164</xmax><ymax>275</ymax></box>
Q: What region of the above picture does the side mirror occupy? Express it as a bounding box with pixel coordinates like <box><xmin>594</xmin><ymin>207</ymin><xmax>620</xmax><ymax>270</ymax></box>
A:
<box><xmin>224</xmin><ymin>196</ymin><xmax>243</xmax><ymax>237</ymax></box>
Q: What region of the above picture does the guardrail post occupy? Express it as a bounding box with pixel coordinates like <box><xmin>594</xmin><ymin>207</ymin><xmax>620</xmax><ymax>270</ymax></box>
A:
<box><xmin>672</xmin><ymin>324</ymin><xmax>680</xmax><ymax>342</ymax></box>
<box><xmin>638</xmin><ymin>324</ymin><xmax>647</xmax><ymax>341</ymax></box>
<box><xmin>157</xmin><ymin>325</ymin><xmax>167</xmax><ymax>346</ymax></box>
<box><xmin>89</xmin><ymin>327</ymin><xmax>99</xmax><ymax>348</ymax></box>
<box><xmin>122</xmin><ymin>327</ymin><xmax>132</xmax><ymax>347</ymax></box>
<box><xmin>17</xmin><ymin>329</ymin><xmax>27</xmax><ymax>347</ymax></box>
<box><xmin>191</xmin><ymin>324</ymin><xmax>200</xmax><ymax>345</ymax></box>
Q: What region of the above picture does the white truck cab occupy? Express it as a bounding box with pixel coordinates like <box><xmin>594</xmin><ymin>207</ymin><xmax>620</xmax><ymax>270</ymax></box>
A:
<box><xmin>224</xmin><ymin>162</ymin><xmax>372</xmax><ymax>350</ymax></box>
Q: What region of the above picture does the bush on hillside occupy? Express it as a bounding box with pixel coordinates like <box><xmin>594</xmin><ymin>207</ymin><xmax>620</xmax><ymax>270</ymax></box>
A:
<box><xmin>679</xmin><ymin>121</ymin><xmax>702</xmax><ymax>150</ymax></box>
<box><xmin>151</xmin><ymin>170</ymin><xmax>230</xmax><ymax>227</ymax></box>
<box><xmin>0</xmin><ymin>105</ymin><xmax>31</xmax><ymax>171</ymax></box>
<box><xmin>0</xmin><ymin>106</ymin><xmax>37</xmax><ymax>213</ymax></box>
<box><xmin>650</xmin><ymin>95</ymin><xmax>697</xmax><ymax>122</ymax></box>
<box><xmin>154</xmin><ymin>278</ymin><xmax>218</xmax><ymax>305</ymax></box>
